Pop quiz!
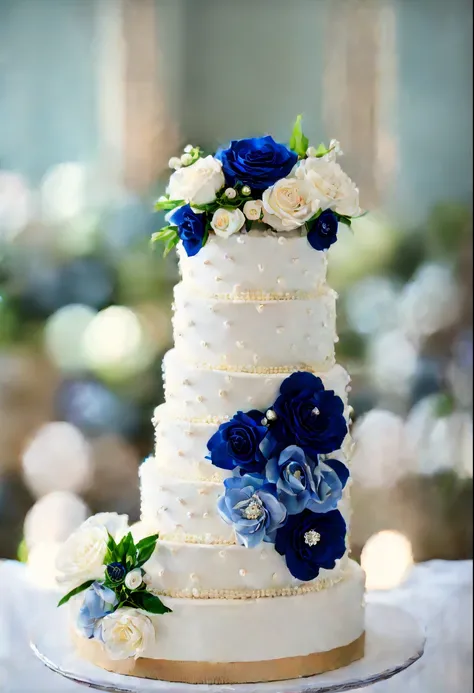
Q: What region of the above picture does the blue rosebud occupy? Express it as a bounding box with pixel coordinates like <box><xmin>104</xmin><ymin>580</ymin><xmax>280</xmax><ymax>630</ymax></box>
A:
<box><xmin>207</xmin><ymin>410</ymin><xmax>268</xmax><ymax>474</ymax></box>
<box><xmin>307</xmin><ymin>210</ymin><xmax>339</xmax><ymax>251</ymax></box>
<box><xmin>106</xmin><ymin>562</ymin><xmax>126</xmax><ymax>584</ymax></box>
<box><xmin>266</xmin><ymin>446</ymin><xmax>349</xmax><ymax>515</ymax></box>
<box><xmin>216</xmin><ymin>136</ymin><xmax>298</xmax><ymax>192</ymax></box>
<box><xmin>217</xmin><ymin>474</ymin><xmax>287</xmax><ymax>548</ymax></box>
<box><xmin>169</xmin><ymin>204</ymin><xmax>206</xmax><ymax>257</ymax></box>
<box><xmin>269</xmin><ymin>372</ymin><xmax>348</xmax><ymax>458</ymax></box>
<box><xmin>275</xmin><ymin>509</ymin><xmax>346</xmax><ymax>581</ymax></box>
<box><xmin>77</xmin><ymin>582</ymin><xmax>118</xmax><ymax>639</ymax></box>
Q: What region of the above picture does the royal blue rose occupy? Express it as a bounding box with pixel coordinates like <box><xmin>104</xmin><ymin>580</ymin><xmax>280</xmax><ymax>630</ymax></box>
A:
<box><xmin>77</xmin><ymin>582</ymin><xmax>118</xmax><ymax>639</ymax></box>
<box><xmin>266</xmin><ymin>445</ymin><xmax>349</xmax><ymax>515</ymax></box>
<box><xmin>169</xmin><ymin>204</ymin><xmax>206</xmax><ymax>257</ymax></box>
<box><xmin>269</xmin><ymin>372</ymin><xmax>347</xmax><ymax>457</ymax></box>
<box><xmin>275</xmin><ymin>508</ymin><xmax>346</xmax><ymax>581</ymax></box>
<box><xmin>308</xmin><ymin>210</ymin><xmax>339</xmax><ymax>251</ymax></box>
<box><xmin>216</xmin><ymin>136</ymin><xmax>298</xmax><ymax>191</ymax></box>
<box><xmin>106</xmin><ymin>562</ymin><xmax>126</xmax><ymax>584</ymax></box>
<box><xmin>207</xmin><ymin>410</ymin><xmax>268</xmax><ymax>474</ymax></box>
<box><xmin>217</xmin><ymin>474</ymin><xmax>287</xmax><ymax>548</ymax></box>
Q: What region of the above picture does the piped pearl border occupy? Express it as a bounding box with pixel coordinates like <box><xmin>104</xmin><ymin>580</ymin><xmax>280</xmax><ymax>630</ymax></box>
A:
<box><xmin>151</xmin><ymin>571</ymin><xmax>348</xmax><ymax>600</ymax></box>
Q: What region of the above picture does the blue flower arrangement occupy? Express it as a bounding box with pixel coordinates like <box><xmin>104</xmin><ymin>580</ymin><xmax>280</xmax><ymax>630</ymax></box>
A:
<box><xmin>208</xmin><ymin>372</ymin><xmax>350</xmax><ymax>581</ymax></box>
<box><xmin>153</xmin><ymin>116</ymin><xmax>364</xmax><ymax>257</ymax></box>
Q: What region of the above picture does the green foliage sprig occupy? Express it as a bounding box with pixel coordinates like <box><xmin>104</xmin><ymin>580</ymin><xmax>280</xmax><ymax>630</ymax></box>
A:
<box><xmin>57</xmin><ymin>532</ymin><xmax>171</xmax><ymax>616</ymax></box>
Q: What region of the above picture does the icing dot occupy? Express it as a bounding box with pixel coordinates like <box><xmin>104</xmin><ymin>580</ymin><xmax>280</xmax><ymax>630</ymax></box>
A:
<box><xmin>252</xmin><ymin>354</ymin><xmax>259</xmax><ymax>364</ymax></box>
<box><xmin>276</xmin><ymin>326</ymin><xmax>284</xmax><ymax>335</ymax></box>
<box><xmin>224</xmin><ymin>320</ymin><xmax>232</xmax><ymax>328</ymax></box>
<box><xmin>258</xmin><ymin>264</ymin><xmax>265</xmax><ymax>273</ymax></box>
<box><xmin>203</xmin><ymin>260</ymin><xmax>211</xmax><ymax>266</ymax></box>
<box><xmin>277</xmin><ymin>236</ymin><xmax>286</xmax><ymax>245</ymax></box>
<box><xmin>260</xmin><ymin>551</ymin><xmax>268</xmax><ymax>560</ymax></box>
<box><xmin>177</xmin><ymin>497</ymin><xmax>185</xmax><ymax>505</ymax></box>
<box><xmin>187</xmin><ymin>512</ymin><xmax>194</xmax><ymax>519</ymax></box>
<box><xmin>236</xmin><ymin>236</ymin><xmax>245</xmax><ymax>244</ymax></box>
<box><xmin>272</xmin><ymin>573</ymin><xmax>278</xmax><ymax>581</ymax></box>
<box><xmin>158</xmin><ymin>570</ymin><xmax>165</xmax><ymax>577</ymax></box>
<box><xmin>219</xmin><ymin>390</ymin><xmax>227</xmax><ymax>398</ymax></box>
<box><xmin>225</xmin><ymin>375</ymin><xmax>233</xmax><ymax>383</ymax></box>
<box><xmin>307</xmin><ymin>309</ymin><xmax>314</xmax><ymax>316</ymax></box>
<box><xmin>198</xmin><ymin>488</ymin><xmax>207</xmax><ymax>495</ymax></box>
<box><xmin>178</xmin><ymin>450</ymin><xmax>184</xmax><ymax>457</ymax></box>
<box><xmin>203</xmin><ymin>512</ymin><xmax>209</xmax><ymax>519</ymax></box>
<box><xmin>200</xmin><ymin>341</ymin><xmax>209</xmax><ymax>348</ymax></box>
<box><xmin>256</xmin><ymin>304</ymin><xmax>265</xmax><ymax>313</ymax></box>
<box><xmin>188</xmin><ymin>321</ymin><xmax>195</xmax><ymax>328</ymax></box>
<box><xmin>215</xmin><ymin>276</ymin><xmax>222</xmax><ymax>282</ymax></box>
<box><xmin>197</xmin><ymin>395</ymin><xmax>204</xmax><ymax>403</ymax></box>
<box><xmin>247</xmin><ymin>396</ymin><xmax>254</xmax><ymax>403</ymax></box>
<box><xmin>224</xmin><ymin>254</ymin><xmax>234</xmax><ymax>261</ymax></box>
<box><xmin>182</xmin><ymin>379</ymin><xmax>191</xmax><ymax>386</ymax></box>
<box><xmin>190</xmin><ymin>573</ymin><xmax>198</xmax><ymax>581</ymax></box>
<box><xmin>219</xmin><ymin>550</ymin><xmax>226</xmax><ymax>558</ymax></box>
<box><xmin>236</xmin><ymin>341</ymin><xmax>245</xmax><ymax>349</ymax></box>
<box><xmin>291</xmin><ymin>258</ymin><xmax>299</xmax><ymax>264</ymax></box>
<box><xmin>239</xmin><ymin>569</ymin><xmax>247</xmax><ymax>577</ymax></box>
<box><xmin>276</xmin><ymin>277</ymin><xmax>283</xmax><ymax>285</ymax></box>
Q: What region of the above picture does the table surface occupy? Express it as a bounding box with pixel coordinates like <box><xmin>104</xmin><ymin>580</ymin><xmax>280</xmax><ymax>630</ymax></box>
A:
<box><xmin>0</xmin><ymin>560</ymin><xmax>472</xmax><ymax>693</ymax></box>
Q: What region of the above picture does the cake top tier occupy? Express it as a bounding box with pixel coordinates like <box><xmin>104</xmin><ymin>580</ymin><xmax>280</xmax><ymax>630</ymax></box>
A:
<box><xmin>153</xmin><ymin>116</ymin><xmax>363</xmax><ymax>260</ymax></box>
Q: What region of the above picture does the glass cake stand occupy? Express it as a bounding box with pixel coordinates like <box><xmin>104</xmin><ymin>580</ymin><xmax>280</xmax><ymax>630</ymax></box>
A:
<box><xmin>30</xmin><ymin>602</ymin><xmax>425</xmax><ymax>693</ymax></box>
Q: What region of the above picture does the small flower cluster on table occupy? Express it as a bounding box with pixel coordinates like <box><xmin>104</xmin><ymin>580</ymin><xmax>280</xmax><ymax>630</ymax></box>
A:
<box><xmin>153</xmin><ymin>116</ymin><xmax>363</xmax><ymax>257</ymax></box>
<box><xmin>55</xmin><ymin>513</ymin><xmax>171</xmax><ymax>660</ymax></box>
<box><xmin>207</xmin><ymin>372</ymin><xmax>349</xmax><ymax>581</ymax></box>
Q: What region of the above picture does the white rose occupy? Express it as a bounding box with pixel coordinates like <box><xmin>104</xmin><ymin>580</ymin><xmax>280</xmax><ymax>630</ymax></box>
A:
<box><xmin>211</xmin><ymin>208</ymin><xmax>245</xmax><ymax>238</ymax></box>
<box><xmin>100</xmin><ymin>608</ymin><xmax>155</xmax><ymax>660</ymax></box>
<box><xmin>296</xmin><ymin>158</ymin><xmax>360</xmax><ymax>217</ymax></box>
<box><xmin>261</xmin><ymin>178</ymin><xmax>319</xmax><ymax>232</ymax></box>
<box><xmin>55</xmin><ymin>524</ymin><xmax>108</xmax><ymax>589</ymax></box>
<box><xmin>81</xmin><ymin>512</ymin><xmax>129</xmax><ymax>541</ymax></box>
<box><xmin>167</xmin><ymin>155</ymin><xmax>225</xmax><ymax>205</ymax></box>
<box><xmin>243</xmin><ymin>200</ymin><xmax>263</xmax><ymax>221</ymax></box>
<box><xmin>124</xmin><ymin>568</ymin><xmax>143</xmax><ymax>591</ymax></box>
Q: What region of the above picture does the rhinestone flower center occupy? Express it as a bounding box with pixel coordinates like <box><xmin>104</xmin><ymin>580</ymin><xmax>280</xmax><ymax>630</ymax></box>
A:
<box><xmin>304</xmin><ymin>530</ymin><xmax>321</xmax><ymax>547</ymax></box>
<box><xmin>242</xmin><ymin>497</ymin><xmax>264</xmax><ymax>520</ymax></box>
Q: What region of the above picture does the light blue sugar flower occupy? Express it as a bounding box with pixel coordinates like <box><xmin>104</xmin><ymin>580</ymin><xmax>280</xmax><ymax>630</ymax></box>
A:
<box><xmin>77</xmin><ymin>582</ymin><xmax>118</xmax><ymax>639</ymax></box>
<box><xmin>217</xmin><ymin>474</ymin><xmax>287</xmax><ymax>548</ymax></box>
<box><xmin>266</xmin><ymin>445</ymin><xmax>349</xmax><ymax>515</ymax></box>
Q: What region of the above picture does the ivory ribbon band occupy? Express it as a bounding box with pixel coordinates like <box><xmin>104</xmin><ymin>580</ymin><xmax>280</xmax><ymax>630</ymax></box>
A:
<box><xmin>75</xmin><ymin>632</ymin><xmax>365</xmax><ymax>685</ymax></box>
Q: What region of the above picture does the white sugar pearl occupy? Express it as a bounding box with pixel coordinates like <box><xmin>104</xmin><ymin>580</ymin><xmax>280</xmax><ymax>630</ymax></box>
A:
<box><xmin>203</xmin><ymin>512</ymin><xmax>209</xmax><ymax>519</ymax></box>
<box><xmin>219</xmin><ymin>390</ymin><xmax>227</xmax><ymax>398</ymax></box>
<box><xmin>239</xmin><ymin>569</ymin><xmax>247</xmax><ymax>577</ymax></box>
<box><xmin>190</xmin><ymin>573</ymin><xmax>198</xmax><ymax>581</ymax></box>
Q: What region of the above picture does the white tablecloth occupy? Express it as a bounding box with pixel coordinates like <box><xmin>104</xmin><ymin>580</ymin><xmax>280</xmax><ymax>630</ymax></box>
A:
<box><xmin>0</xmin><ymin>560</ymin><xmax>472</xmax><ymax>693</ymax></box>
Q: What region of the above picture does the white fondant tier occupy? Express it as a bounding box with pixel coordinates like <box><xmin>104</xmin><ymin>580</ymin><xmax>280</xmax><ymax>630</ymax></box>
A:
<box><xmin>172</xmin><ymin>282</ymin><xmax>337</xmax><ymax>370</ymax></box>
<box><xmin>153</xmin><ymin>404</ymin><xmax>352</xmax><ymax>483</ymax></box>
<box><xmin>177</xmin><ymin>230</ymin><xmax>328</xmax><ymax>298</ymax></box>
<box><xmin>163</xmin><ymin>348</ymin><xmax>350</xmax><ymax>419</ymax></box>
<box><xmin>134</xmin><ymin>518</ymin><xmax>349</xmax><ymax>595</ymax></box>
<box><xmin>140</xmin><ymin>458</ymin><xmax>351</xmax><ymax>544</ymax></box>
<box><xmin>89</xmin><ymin>560</ymin><xmax>364</xmax><ymax>663</ymax></box>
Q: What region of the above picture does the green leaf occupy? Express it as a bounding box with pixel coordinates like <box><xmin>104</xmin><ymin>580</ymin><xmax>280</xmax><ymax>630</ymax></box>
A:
<box><xmin>337</xmin><ymin>215</ymin><xmax>352</xmax><ymax>227</ymax></box>
<box><xmin>151</xmin><ymin>226</ymin><xmax>178</xmax><ymax>243</ymax></box>
<box><xmin>136</xmin><ymin>534</ymin><xmax>158</xmax><ymax>567</ymax></box>
<box><xmin>104</xmin><ymin>532</ymin><xmax>119</xmax><ymax>564</ymax></box>
<box><xmin>58</xmin><ymin>580</ymin><xmax>95</xmax><ymax>607</ymax></box>
<box><xmin>115</xmin><ymin>532</ymin><xmax>136</xmax><ymax>564</ymax></box>
<box><xmin>289</xmin><ymin>114</ymin><xmax>309</xmax><ymax>158</ymax></box>
<box><xmin>154</xmin><ymin>198</ymin><xmax>184</xmax><ymax>212</ymax></box>
<box><xmin>245</xmin><ymin>218</ymin><xmax>253</xmax><ymax>232</ymax></box>
<box><xmin>132</xmin><ymin>591</ymin><xmax>172</xmax><ymax>615</ymax></box>
<box><xmin>163</xmin><ymin>234</ymin><xmax>180</xmax><ymax>258</ymax></box>
<box><xmin>314</xmin><ymin>142</ymin><xmax>330</xmax><ymax>158</ymax></box>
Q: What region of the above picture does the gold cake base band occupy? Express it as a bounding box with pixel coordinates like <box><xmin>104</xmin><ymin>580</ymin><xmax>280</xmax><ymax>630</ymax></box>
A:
<box><xmin>75</xmin><ymin>632</ymin><xmax>365</xmax><ymax>685</ymax></box>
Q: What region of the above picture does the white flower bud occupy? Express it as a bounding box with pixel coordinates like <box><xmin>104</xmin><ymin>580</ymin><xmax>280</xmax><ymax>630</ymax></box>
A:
<box><xmin>168</xmin><ymin>157</ymin><xmax>182</xmax><ymax>170</ymax></box>
<box><xmin>181</xmin><ymin>153</ymin><xmax>193</xmax><ymax>166</ymax></box>
<box><xmin>184</xmin><ymin>144</ymin><xmax>194</xmax><ymax>153</ymax></box>
<box><xmin>125</xmin><ymin>568</ymin><xmax>143</xmax><ymax>591</ymax></box>
<box><xmin>243</xmin><ymin>200</ymin><xmax>263</xmax><ymax>221</ymax></box>
<box><xmin>306</xmin><ymin>146</ymin><xmax>318</xmax><ymax>158</ymax></box>
<box><xmin>241</xmin><ymin>185</ymin><xmax>252</xmax><ymax>196</ymax></box>
<box><xmin>224</xmin><ymin>187</ymin><xmax>237</xmax><ymax>199</ymax></box>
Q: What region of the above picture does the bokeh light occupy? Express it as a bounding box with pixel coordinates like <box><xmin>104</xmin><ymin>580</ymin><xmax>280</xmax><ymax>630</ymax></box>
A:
<box><xmin>40</xmin><ymin>163</ymin><xmax>88</xmax><ymax>225</ymax></box>
<box><xmin>23</xmin><ymin>491</ymin><xmax>89</xmax><ymax>551</ymax></box>
<box><xmin>82</xmin><ymin>305</ymin><xmax>155</xmax><ymax>381</ymax></box>
<box><xmin>44</xmin><ymin>304</ymin><xmax>97</xmax><ymax>372</ymax></box>
<box><xmin>361</xmin><ymin>530</ymin><xmax>414</xmax><ymax>590</ymax></box>
<box><xmin>22</xmin><ymin>422</ymin><xmax>93</xmax><ymax>498</ymax></box>
<box><xmin>368</xmin><ymin>330</ymin><xmax>419</xmax><ymax>396</ymax></box>
<box><xmin>0</xmin><ymin>171</ymin><xmax>33</xmax><ymax>239</ymax></box>
<box><xmin>345</xmin><ymin>276</ymin><xmax>400</xmax><ymax>335</ymax></box>
<box><xmin>351</xmin><ymin>409</ymin><xmax>414</xmax><ymax>488</ymax></box>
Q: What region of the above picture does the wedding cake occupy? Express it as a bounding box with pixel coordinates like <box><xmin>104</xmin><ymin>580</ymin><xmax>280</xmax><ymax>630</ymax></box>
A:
<box><xmin>55</xmin><ymin>117</ymin><xmax>366</xmax><ymax>685</ymax></box>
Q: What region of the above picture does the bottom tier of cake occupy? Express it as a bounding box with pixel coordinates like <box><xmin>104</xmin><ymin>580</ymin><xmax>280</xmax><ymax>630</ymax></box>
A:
<box><xmin>74</xmin><ymin>559</ymin><xmax>365</xmax><ymax>685</ymax></box>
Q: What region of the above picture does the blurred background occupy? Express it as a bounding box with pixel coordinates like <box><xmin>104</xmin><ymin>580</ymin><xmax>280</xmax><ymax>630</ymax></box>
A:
<box><xmin>0</xmin><ymin>0</ymin><xmax>472</xmax><ymax>589</ymax></box>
